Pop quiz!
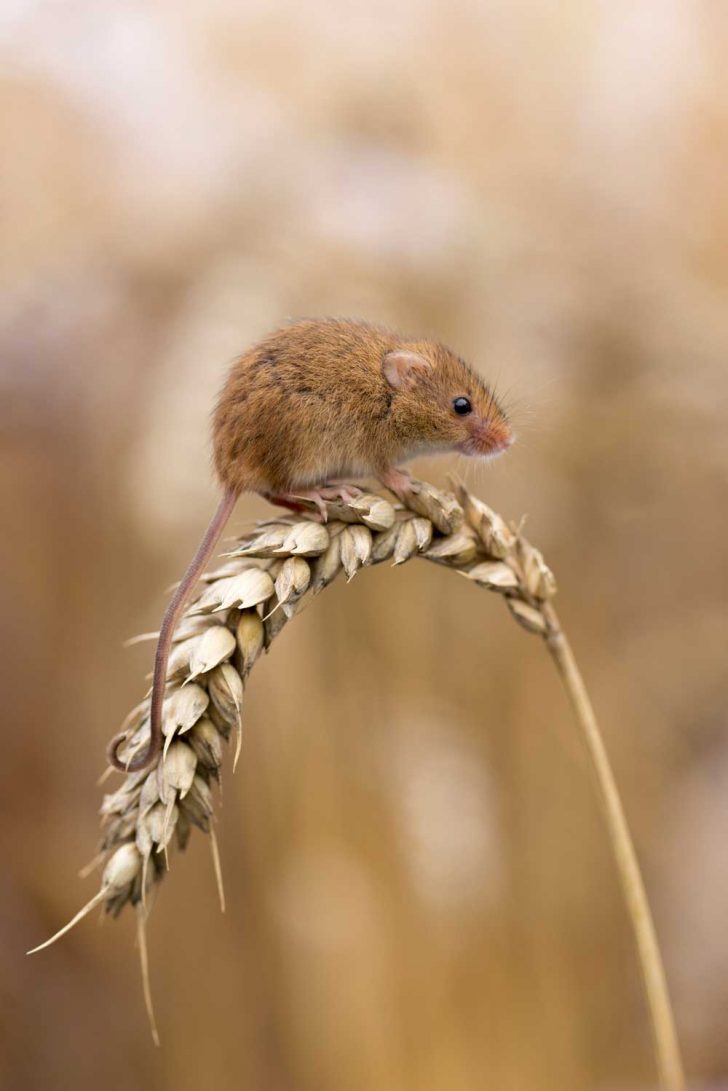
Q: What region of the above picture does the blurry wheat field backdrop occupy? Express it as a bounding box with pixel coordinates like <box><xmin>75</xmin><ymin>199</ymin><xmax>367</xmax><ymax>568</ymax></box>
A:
<box><xmin>3</xmin><ymin>3</ymin><xmax>728</xmax><ymax>1091</ymax></box>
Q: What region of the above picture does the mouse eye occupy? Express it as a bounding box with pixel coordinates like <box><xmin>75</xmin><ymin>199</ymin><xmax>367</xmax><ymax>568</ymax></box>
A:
<box><xmin>452</xmin><ymin>396</ymin><xmax>472</xmax><ymax>416</ymax></box>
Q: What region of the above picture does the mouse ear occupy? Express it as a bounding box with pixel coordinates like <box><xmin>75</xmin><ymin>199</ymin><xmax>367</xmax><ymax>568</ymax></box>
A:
<box><xmin>382</xmin><ymin>350</ymin><xmax>432</xmax><ymax>391</ymax></box>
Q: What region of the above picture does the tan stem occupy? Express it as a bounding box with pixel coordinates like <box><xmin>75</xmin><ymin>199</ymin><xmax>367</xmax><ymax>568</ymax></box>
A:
<box><xmin>540</xmin><ymin>602</ymin><xmax>684</xmax><ymax>1091</ymax></box>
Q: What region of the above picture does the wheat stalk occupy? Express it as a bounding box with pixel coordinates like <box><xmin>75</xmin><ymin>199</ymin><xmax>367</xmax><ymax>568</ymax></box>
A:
<box><xmin>28</xmin><ymin>479</ymin><xmax>684</xmax><ymax>1089</ymax></box>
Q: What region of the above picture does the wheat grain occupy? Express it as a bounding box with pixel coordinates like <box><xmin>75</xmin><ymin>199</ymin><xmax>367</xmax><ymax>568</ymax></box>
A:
<box><xmin>27</xmin><ymin>479</ymin><xmax>684</xmax><ymax>1088</ymax></box>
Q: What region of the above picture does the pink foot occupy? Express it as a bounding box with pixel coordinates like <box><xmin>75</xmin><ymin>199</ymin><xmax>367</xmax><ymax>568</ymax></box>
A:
<box><xmin>378</xmin><ymin>467</ymin><xmax>415</xmax><ymax>502</ymax></box>
<box><xmin>318</xmin><ymin>484</ymin><xmax>363</xmax><ymax>504</ymax></box>
<box><xmin>265</xmin><ymin>484</ymin><xmax>363</xmax><ymax>521</ymax></box>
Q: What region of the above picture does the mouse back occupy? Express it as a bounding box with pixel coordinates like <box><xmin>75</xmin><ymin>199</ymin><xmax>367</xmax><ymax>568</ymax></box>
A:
<box><xmin>212</xmin><ymin>318</ymin><xmax>399</xmax><ymax>492</ymax></box>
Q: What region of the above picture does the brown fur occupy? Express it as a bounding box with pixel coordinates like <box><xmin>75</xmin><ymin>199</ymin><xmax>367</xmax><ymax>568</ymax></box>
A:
<box><xmin>213</xmin><ymin>317</ymin><xmax>510</xmax><ymax>493</ymax></box>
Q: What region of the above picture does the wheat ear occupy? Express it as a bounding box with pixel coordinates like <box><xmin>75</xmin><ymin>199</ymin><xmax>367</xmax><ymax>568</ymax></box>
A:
<box><xmin>28</xmin><ymin>479</ymin><xmax>684</xmax><ymax>1088</ymax></box>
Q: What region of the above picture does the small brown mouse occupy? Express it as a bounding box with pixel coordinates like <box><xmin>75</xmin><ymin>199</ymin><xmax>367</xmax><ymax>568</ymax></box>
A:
<box><xmin>108</xmin><ymin>317</ymin><xmax>512</xmax><ymax>772</ymax></box>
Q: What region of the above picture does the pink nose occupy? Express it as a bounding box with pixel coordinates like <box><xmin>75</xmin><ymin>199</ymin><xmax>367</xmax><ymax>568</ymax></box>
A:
<box><xmin>487</xmin><ymin>419</ymin><xmax>513</xmax><ymax>452</ymax></box>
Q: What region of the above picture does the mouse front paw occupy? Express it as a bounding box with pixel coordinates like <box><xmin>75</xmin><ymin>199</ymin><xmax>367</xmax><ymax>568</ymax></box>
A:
<box><xmin>378</xmin><ymin>467</ymin><xmax>417</xmax><ymax>502</ymax></box>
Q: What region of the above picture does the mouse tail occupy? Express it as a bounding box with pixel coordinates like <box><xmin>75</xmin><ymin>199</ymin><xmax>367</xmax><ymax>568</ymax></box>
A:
<box><xmin>108</xmin><ymin>487</ymin><xmax>239</xmax><ymax>773</ymax></box>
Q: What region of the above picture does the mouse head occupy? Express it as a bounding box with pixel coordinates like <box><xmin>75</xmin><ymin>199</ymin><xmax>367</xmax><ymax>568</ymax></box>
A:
<box><xmin>382</xmin><ymin>343</ymin><xmax>512</xmax><ymax>459</ymax></box>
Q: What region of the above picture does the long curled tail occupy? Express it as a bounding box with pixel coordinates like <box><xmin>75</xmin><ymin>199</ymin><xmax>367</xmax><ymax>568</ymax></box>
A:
<box><xmin>108</xmin><ymin>488</ymin><xmax>239</xmax><ymax>772</ymax></box>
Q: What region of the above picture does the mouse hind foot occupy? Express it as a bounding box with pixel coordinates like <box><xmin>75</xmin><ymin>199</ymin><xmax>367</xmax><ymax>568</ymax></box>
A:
<box><xmin>263</xmin><ymin>484</ymin><xmax>363</xmax><ymax>521</ymax></box>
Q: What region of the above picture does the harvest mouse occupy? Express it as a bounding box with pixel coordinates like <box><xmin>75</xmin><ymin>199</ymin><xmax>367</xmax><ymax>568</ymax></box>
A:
<box><xmin>108</xmin><ymin>317</ymin><xmax>513</xmax><ymax>772</ymax></box>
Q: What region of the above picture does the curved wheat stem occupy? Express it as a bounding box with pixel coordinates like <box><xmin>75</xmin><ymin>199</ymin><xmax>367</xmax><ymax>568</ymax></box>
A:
<box><xmin>541</xmin><ymin>603</ymin><xmax>684</xmax><ymax>1091</ymax></box>
<box><xmin>28</xmin><ymin>479</ymin><xmax>685</xmax><ymax>1088</ymax></box>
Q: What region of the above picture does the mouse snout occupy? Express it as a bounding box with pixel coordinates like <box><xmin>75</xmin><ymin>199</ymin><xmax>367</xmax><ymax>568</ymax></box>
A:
<box><xmin>488</xmin><ymin>416</ymin><xmax>513</xmax><ymax>452</ymax></box>
<box><xmin>462</xmin><ymin>414</ymin><xmax>513</xmax><ymax>458</ymax></box>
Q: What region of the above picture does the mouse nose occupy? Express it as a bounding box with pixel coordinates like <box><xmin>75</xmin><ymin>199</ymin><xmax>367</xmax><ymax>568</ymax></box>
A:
<box><xmin>486</xmin><ymin>418</ymin><xmax>513</xmax><ymax>453</ymax></box>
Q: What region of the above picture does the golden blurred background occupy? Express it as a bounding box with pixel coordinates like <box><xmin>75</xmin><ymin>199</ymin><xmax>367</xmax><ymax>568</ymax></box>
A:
<box><xmin>2</xmin><ymin>2</ymin><xmax>728</xmax><ymax>1088</ymax></box>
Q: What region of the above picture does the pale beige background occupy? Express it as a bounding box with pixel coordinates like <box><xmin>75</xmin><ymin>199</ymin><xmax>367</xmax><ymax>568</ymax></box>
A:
<box><xmin>2</xmin><ymin>2</ymin><xmax>728</xmax><ymax>1089</ymax></box>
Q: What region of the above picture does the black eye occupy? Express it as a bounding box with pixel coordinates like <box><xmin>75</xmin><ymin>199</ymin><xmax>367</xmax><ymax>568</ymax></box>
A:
<box><xmin>453</xmin><ymin>396</ymin><xmax>472</xmax><ymax>415</ymax></box>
